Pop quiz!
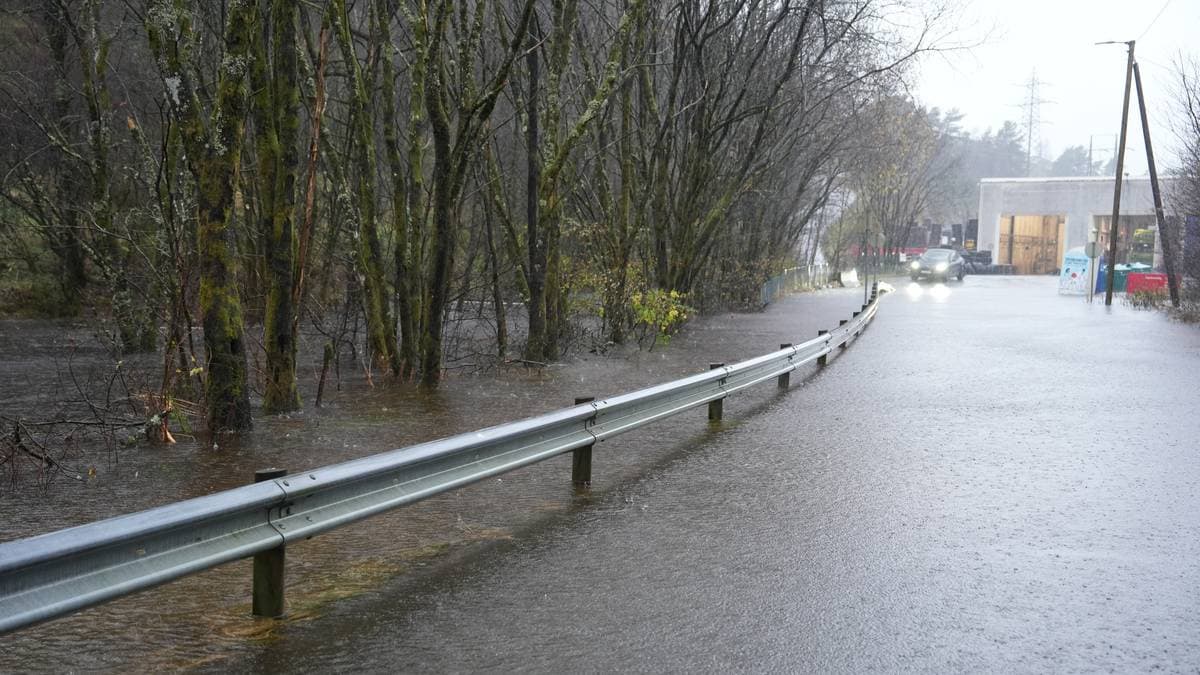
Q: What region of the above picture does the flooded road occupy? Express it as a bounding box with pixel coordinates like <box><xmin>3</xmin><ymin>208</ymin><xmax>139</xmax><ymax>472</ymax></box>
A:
<box><xmin>4</xmin><ymin>276</ymin><xmax>1200</xmax><ymax>671</ymax></box>
<box><xmin>1</xmin><ymin>284</ymin><xmax>862</xmax><ymax>670</ymax></box>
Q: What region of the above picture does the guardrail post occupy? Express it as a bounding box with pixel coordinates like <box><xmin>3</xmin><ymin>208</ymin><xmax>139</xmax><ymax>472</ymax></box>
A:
<box><xmin>838</xmin><ymin>320</ymin><xmax>848</xmax><ymax>349</ymax></box>
<box><xmin>817</xmin><ymin>331</ymin><xmax>828</xmax><ymax>366</ymax></box>
<box><xmin>708</xmin><ymin>363</ymin><xmax>725</xmax><ymax>421</ymax></box>
<box><xmin>252</xmin><ymin>468</ymin><xmax>287</xmax><ymax>619</ymax></box>
<box><xmin>778</xmin><ymin>344</ymin><xmax>792</xmax><ymax>388</ymax></box>
<box><xmin>572</xmin><ymin>397</ymin><xmax>595</xmax><ymax>486</ymax></box>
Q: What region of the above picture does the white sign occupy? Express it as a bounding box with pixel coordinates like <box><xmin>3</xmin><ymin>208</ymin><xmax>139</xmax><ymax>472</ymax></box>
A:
<box><xmin>1059</xmin><ymin>248</ymin><xmax>1091</xmax><ymax>295</ymax></box>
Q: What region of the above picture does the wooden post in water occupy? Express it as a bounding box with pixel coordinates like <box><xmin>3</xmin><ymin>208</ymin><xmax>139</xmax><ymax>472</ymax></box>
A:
<box><xmin>252</xmin><ymin>467</ymin><xmax>287</xmax><ymax>618</ymax></box>
<box><xmin>778</xmin><ymin>344</ymin><xmax>792</xmax><ymax>389</ymax></box>
<box><xmin>572</xmin><ymin>397</ymin><xmax>595</xmax><ymax>486</ymax></box>
<box><xmin>708</xmin><ymin>363</ymin><xmax>725</xmax><ymax>421</ymax></box>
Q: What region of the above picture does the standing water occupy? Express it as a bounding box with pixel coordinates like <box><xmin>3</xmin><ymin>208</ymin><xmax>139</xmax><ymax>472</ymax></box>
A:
<box><xmin>0</xmin><ymin>285</ymin><xmax>865</xmax><ymax>671</ymax></box>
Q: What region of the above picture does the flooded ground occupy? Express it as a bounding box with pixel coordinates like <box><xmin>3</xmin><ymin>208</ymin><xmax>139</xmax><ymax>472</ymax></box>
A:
<box><xmin>5</xmin><ymin>276</ymin><xmax>1199</xmax><ymax>671</ymax></box>
<box><xmin>0</xmin><ymin>284</ymin><xmax>866</xmax><ymax>670</ymax></box>
<box><xmin>237</xmin><ymin>276</ymin><xmax>1197</xmax><ymax>672</ymax></box>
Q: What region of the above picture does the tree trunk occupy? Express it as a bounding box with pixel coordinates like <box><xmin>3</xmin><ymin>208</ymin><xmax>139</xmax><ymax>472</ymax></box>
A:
<box><xmin>261</xmin><ymin>0</ymin><xmax>302</xmax><ymax>413</ymax></box>
<box><xmin>524</xmin><ymin>37</ymin><xmax>547</xmax><ymax>362</ymax></box>
<box><xmin>331</xmin><ymin>0</ymin><xmax>400</xmax><ymax>376</ymax></box>
<box><xmin>482</xmin><ymin>187</ymin><xmax>507</xmax><ymax>358</ymax></box>
<box><xmin>146</xmin><ymin>0</ymin><xmax>259</xmax><ymax>431</ymax></box>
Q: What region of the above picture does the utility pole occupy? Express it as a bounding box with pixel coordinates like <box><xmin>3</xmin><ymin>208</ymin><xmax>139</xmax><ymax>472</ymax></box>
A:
<box><xmin>1132</xmin><ymin>61</ymin><xmax>1181</xmax><ymax>308</ymax></box>
<box><xmin>1100</xmin><ymin>40</ymin><xmax>1135</xmax><ymax>306</ymax></box>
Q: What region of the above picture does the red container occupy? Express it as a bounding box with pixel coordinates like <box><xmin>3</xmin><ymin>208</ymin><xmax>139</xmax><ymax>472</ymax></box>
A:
<box><xmin>1125</xmin><ymin>273</ymin><xmax>1169</xmax><ymax>294</ymax></box>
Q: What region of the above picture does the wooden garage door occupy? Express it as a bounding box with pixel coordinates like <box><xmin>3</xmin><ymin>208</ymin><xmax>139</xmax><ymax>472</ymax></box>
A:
<box><xmin>998</xmin><ymin>215</ymin><xmax>1066</xmax><ymax>275</ymax></box>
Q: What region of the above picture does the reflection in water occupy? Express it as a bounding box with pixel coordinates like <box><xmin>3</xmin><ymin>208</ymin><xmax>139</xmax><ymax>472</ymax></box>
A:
<box><xmin>0</xmin><ymin>288</ymin><xmax>870</xmax><ymax>672</ymax></box>
<box><xmin>904</xmin><ymin>282</ymin><xmax>952</xmax><ymax>302</ymax></box>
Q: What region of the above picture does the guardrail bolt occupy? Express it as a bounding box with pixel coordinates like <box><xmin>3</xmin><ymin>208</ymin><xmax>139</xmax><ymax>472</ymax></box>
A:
<box><xmin>778</xmin><ymin>344</ymin><xmax>792</xmax><ymax>388</ymax></box>
<box><xmin>817</xmin><ymin>330</ymin><xmax>829</xmax><ymax>366</ymax></box>
<box><xmin>252</xmin><ymin>468</ymin><xmax>288</xmax><ymax>619</ymax></box>
<box><xmin>572</xmin><ymin>397</ymin><xmax>595</xmax><ymax>487</ymax></box>
<box><xmin>708</xmin><ymin>363</ymin><xmax>725</xmax><ymax>421</ymax></box>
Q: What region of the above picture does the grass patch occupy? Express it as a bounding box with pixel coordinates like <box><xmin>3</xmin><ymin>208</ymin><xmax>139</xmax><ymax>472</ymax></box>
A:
<box><xmin>1124</xmin><ymin>289</ymin><xmax>1167</xmax><ymax>311</ymax></box>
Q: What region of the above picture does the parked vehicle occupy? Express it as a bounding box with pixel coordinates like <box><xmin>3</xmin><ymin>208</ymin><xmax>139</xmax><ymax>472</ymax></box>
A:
<box><xmin>910</xmin><ymin>248</ymin><xmax>965</xmax><ymax>282</ymax></box>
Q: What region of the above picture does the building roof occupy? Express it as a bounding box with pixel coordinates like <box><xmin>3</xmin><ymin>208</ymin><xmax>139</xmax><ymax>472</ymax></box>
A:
<box><xmin>979</xmin><ymin>176</ymin><xmax>1155</xmax><ymax>184</ymax></box>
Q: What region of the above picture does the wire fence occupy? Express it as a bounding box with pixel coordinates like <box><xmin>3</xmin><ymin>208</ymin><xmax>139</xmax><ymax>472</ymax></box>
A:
<box><xmin>759</xmin><ymin>264</ymin><xmax>831</xmax><ymax>307</ymax></box>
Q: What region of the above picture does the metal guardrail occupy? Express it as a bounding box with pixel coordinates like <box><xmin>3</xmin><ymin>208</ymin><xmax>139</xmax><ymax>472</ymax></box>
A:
<box><xmin>0</xmin><ymin>284</ymin><xmax>884</xmax><ymax>635</ymax></box>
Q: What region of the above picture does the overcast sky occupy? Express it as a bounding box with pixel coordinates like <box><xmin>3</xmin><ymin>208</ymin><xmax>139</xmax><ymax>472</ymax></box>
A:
<box><xmin>914</xmin><ymin>0</ymin><xmax>1198</xmax><ymax>177</ymax></box>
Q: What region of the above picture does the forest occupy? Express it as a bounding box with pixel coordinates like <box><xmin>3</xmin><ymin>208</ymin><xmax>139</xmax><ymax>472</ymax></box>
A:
<box><xmin>1</xmin><ymin>0</ymin><xmax>1148</xmax><ymax>438</ymax></box>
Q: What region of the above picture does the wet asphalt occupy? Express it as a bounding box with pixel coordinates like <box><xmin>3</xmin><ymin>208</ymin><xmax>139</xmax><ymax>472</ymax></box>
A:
<box><xmin>4</xmin><ymin>275</ymin><xmax>1200</xmax><ymax>672</ymax></box>
<box><xmin>232</xmin><ymin>275</ymin><xmax>1200</xmax><ymax>672</ymax></box>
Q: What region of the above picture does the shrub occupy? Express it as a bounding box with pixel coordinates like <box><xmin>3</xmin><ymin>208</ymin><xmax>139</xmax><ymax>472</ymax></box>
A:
<box><xmin>631</xmin><ymin>289</ymin><xmax>694</xmax><ymax>350</ymax></box>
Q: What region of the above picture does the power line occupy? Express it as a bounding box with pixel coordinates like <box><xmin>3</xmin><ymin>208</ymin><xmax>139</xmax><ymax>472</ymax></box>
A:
<box><xmin>1138</xmin><ymin>0</ymin><xmax>1173</xmax><ymax>40</ymax></box>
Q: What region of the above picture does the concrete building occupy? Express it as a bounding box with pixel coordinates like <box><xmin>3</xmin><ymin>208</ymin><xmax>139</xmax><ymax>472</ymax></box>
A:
<box><xmin>975</xmin><ymin>176</ymin><xmax>1178</xmax><ymax>274</ymax></box>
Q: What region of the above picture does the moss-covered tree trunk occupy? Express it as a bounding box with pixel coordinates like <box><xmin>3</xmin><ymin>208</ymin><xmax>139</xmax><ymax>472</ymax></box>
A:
<box><xmin>419</xmin><ymin>0</ymin><xmax>536</xmax><ymax>385</ymax></box>
<box><xmin>523</xmin><ymin>34</ymin><xmax>546</xmax><ymax>363</ymax></box>
<box><xmin>331</xmin><ymin>0</ymin><xmax>401</xmax><ymax>377</ymax></box>
<box><xmin>147</xmin><ymin>0</ymin><xmax>258</xmax><ymax>431</ymax></box>
<box><xmin>524</xmin><ymin>0</ymin><xmax>644</xmax><ymax>362</ymax></box>
<box><xmin>376</xmin><ymin>0</ymin><xmax>420</xmax><ymax>378</ymax></box>
<box><xmin>42</xmin><ymin>1</ymin><xmax>88</xmax><ymax>309</ymax></box>
<box><xmin>257</xmin><ymin>0</ymin><xmax>302</xmax><ymax>413</ymax></box>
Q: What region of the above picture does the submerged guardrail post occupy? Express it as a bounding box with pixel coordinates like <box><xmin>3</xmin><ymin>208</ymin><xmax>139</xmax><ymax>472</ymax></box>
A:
<box><xmin>817</xmin><ymin>331</ymin><xmax>829</xmax><ymax>366</ymax></box>
<box><xmin>708</xmin><ymin>363</ymin><xmax>725</xmax><ymax>421</ymax></box>
<box><xmin>252</xmin><ymin>468</ymin><xmax>288</xmax><ymax>619</ymax></box>
<box><xmin>572</xmin><ymin>397</ymin><xmax>595</xmax><ymax>486</ymax></box>
<box><xmin>778</xmin><ymin>344</ymin><xmax>792</xmax><ymax>388</ymax></box>
<box><xmin>0</xmin><ymin>289</ymin><xmax>892</xmax><ymax>636</ymax></box>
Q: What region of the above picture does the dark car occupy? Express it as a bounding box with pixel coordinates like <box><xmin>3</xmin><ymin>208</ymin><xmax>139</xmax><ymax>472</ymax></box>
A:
<box><xmin>910</xmin><ymin>248</ymin><xmax>965</xmax><ymax>282</ymax></box>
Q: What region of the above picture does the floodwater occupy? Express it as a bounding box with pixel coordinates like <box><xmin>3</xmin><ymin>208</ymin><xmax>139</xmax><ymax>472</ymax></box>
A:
<box><xmin>236</xmin><ymin>277</ymin><xmax>1200</xmax><ymax>673</ymax></box>
<box><xmin>4</xmin><ymin>277</ymin><xmax>1200</xmax><ymax>671</ymax></box>
<box><xmin>0</xmin><ymin>284</ymin><xmax>862</xmax><ymax>670</ymax></box>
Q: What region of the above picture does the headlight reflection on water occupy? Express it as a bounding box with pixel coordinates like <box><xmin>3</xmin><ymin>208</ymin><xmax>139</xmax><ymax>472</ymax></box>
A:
<box><xmin>905</xmin><ymin>281</ymin><xmax>952</xmax><ymax>302</ymax></box>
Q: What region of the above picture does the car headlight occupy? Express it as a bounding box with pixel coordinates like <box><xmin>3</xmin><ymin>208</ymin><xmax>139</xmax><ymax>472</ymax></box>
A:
<box><xmin>910</xmin><ymin>261</ymin><xmax>920</xmax><ymax>269</ymax></box>
<box><xmin>935</xmin><ymin>262</ymin><xmax>948</xmax><ymax>272</ymax></box>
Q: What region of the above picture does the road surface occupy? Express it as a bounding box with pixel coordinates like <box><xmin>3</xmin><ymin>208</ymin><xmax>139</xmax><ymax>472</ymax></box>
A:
<box><xmin>4</xmin><ymin>276</ymin><xmax>1199</xmax><ymax>672</ymax></box>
